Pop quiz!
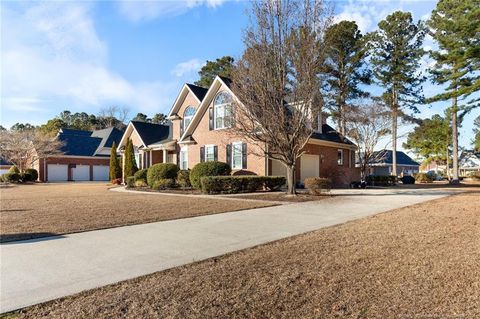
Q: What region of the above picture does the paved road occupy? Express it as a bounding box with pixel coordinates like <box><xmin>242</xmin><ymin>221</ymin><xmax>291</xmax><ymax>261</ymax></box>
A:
<box><xmin>0</xmin><ymin>188</ymin><xmax>458</xmax><ymax>313</ymax></box>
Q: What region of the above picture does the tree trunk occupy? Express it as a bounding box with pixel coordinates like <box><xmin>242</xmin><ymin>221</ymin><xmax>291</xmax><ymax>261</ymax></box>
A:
<box><xmin>451</xmin><ymin>96</ymin><xmax>459</xmax><ymax>184</ymax></box>
<box><xmin>391</xmin><ymin>106</ymin><xmax>398</xmax><ymax>177</ymax></box>
<box><xmin>286</xmin><ymin>164</ymin><xmax>296</xmax><ymax>195</ymax></box>
<box><xmin>446</xmin><ymin>143</ymin><xmax>450</xmax><ymax>181</ymax></box>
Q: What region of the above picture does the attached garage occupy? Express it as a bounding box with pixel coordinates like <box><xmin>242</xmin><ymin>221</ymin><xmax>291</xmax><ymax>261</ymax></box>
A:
<box><xmin>72</xmin><ymin>165</ymin><xmax>90</xmax><ymax>181</ymax></box>
<box><xmin>47</xmin><ymin>164</ymin><xmax>68</xmax><ymax>182</ymax></box>
<box><xmin>300</xmin><ymin>154</ymin><xmax>319</xmax><ymax>181</ymax></box>
<box><xmin>93</xmin><ymin>165</ymin><xmax>109</xmax><ymax>181</ymax></box>
<box><xmin>270</xmin><ymin>159</ymin><xmax>287</xmax><ymax>177</ymax></box>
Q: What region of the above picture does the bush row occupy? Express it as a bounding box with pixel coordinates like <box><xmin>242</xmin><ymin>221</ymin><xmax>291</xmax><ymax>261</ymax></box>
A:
<box><xmin>366</xmin><ymin>175</ymin><xmax>397</xmax><ymax>186</ymax></box>
<box><xmin>413</xmin><ymin>172</ymin><xmax>434</xmax><ymax>183</ymax></box>
<box><xmin>200</xmin><ymin>176</ymin><xmax>286</xmax><ymax>194</ymax></box>
<box><xmin>0</xmin><ymin>167</ymin><xmax>38</xmax><ymax>183</ymax></box>
<box><xmin>304</xmin><ymin>177</ymin><xmax>331</xmax><ymax>195</ymax></box>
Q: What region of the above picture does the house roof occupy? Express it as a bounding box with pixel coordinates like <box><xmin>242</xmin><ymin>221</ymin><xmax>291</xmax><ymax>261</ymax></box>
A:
<box><xmin>311</xmin><ymin>124</ymin><xmax>356</xmax><ymax>146</ymax></box>
<box><xmin>130</xmin><ymin>121</ymin><xmax>170</xmax><ymax>146</ymax></box>
<box><xmin>369</xmin><ymin>150</ymin><xmax>420</xmax><ymax>166</ymax></box>
<box><xmin>57</xmin><ymin>127</ymin><xmax>123</xmax><ymax>157</ymax></box>
<box><xmin>0</xmin><ymin>157</ymin><xmax>12</xmax><ymax>166</ymax></box>
<box><xmin>459</xmin><ymin>150</ymin><xmax>480</xmax><ymax>168</ymax></box>
<box><xmin>185</xmin><ymin>84</ymin><xmax>208</xmax><ymax>102</ymax></box>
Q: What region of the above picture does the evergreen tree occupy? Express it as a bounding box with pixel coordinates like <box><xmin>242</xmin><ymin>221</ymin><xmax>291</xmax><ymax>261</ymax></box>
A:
<box><xmin>195</xmin><ymin>56</ymin><xmax>234</xmax><ymax>88</ymax></box>
<box><xmin>323</xmin><ymin>20</ymin><xmax>371</xmax><ymax>135</ymax></box>
<box><xmin>123</xmin><ymin>139</ymin><xmax>138</xmax><ymax>178</ymax></box>
<box><xmin>428</xmin><ymin>0</ymin><xmax>480</xmax><ymax>183</ymax></box>
<box><xmin>369</xmin><ymin>11</ymin><xmax>425</xmax><ymax>176</ymax></box>
<box><xmin>473</xmin><ymin>116</ymin><xmax>480</xmax><ymax>152</ymax></box>
<box><xmin>109</xmin><ymin>141</ymin><xmax>122</xmax><ymax>181</ymax></box>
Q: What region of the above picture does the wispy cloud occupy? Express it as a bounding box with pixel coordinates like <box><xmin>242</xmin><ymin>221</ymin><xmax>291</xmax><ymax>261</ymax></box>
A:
<box><xmin>171</xmin><ymin>58</ymin><xmax>204</xmax><ymax>77</ymax></box>
<box><xmin>117</xmin><ymin>0</ymin><xmax>226</xmax><ymax>23</ymax></box>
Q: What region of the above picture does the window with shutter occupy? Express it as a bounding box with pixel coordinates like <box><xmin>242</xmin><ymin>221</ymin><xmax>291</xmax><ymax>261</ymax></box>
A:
<box><xmin>205</xmin><ymin>145</ymin><xmax>215</xmax><ymax>162</ymax></box>
<box><xmin>231</xmin><ymin>142</ymin><xmax>243</xmax><ymax>169</ymax></box>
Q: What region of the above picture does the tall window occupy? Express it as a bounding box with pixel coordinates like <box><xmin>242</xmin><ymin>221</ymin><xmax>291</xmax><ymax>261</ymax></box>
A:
<box><xmin>337</xmin><ymin>149</ymin><xmax>344</xmax><ymax>165</ymax></box>
<box><xmin>232</xmin><ymin>142</ymin><xmax>243</xmax><ymax>169</ymax></box>
<box><xmin>183</xmin><ymin>106</ymin><xmax>196</xmax><ymax>129</ymax></box>
<box><xmin>214</xmin><ymin>91</ymin><xmax>232</xmax><ymax>129</ymax></box>
<box><xmin>205</xmin><ymin>145</ymin><xmax>215</xmax><ymax>162</ymax></box>
<box><xmin>180</xmin><ymin>147</ymin><xmax>188</xmax><ymax>170</ymax></box>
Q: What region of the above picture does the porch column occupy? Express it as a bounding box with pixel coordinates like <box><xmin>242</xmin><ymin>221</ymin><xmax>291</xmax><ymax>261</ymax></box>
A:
<box><xmin>163</xmin><ymin>149</ymin><xmax>167</xmax><ymax>163</ymax></box>
<box><xmin>149</xmin><ymin>151</ymin><xmax>153</xmax><ymax>168</ymax></box>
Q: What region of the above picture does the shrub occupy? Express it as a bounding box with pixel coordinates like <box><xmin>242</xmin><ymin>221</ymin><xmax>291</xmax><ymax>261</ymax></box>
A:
<box><xmin>147</xmin><ymin>163</ymin><xmax>179</xmax><ymax>187</ymax></box>
<box><xmin>9</xmin><ymin>166</ymin><xmax>20</xmax><ymax>174</ymax></box>
<box><xmin>177</xmin><ymin>170</ymin><xmax>191</xmax><ymax>188</ymax></box>
<box><xmin>109</xmin><ymin>141</ymin><xmax>122</xmax><ymax>180</ymax></box>
<box><xmin>366</xmin><ymin>175</ymin><xmax>397</xmax><ymax>186</ymax></box>
<box><xmin>400</xmin><ymin>175</ymin><xmax>415</xmax><ymax>185</ymax></box>
<box><xmin>135</xmin><ymin>180</ymin><xmax>148</xmax><ymax>187</ymax></box>
<box><xmin>124</xmin><ymin>139</ymin><xmax>138</xmax><ymax>178</ymax></box>
<box><xmin>111</xmin><ymin>178</ymin><xmax>122</xmax><ymax>185</ymax></box>
<box><xmin>3</xmin><ymin>172</ymin><xmax>21</xmax><ymax>183</ymax></box>
<box><xmin>414</xmin><ymin>172</ymin><xmax>434</xmax><ymax>183</ymax></box>
<box><xmin>468</xmin><ymin>171</ymin><xmax>480</xmax><ymax>180</ymax></box>
<box><xmin>151</xmin><ymin>178</ymin><xmax>176</xmax><ymax>190</ymax></box>
<box><xmin>304</xmin><ymin>177</ymin><xmax>332</xmax><ymax>195</ymax></box>
<box><xmin>126</xmin><ymin>176</ymin><xmax>135</xmax><ymax>188</ymax></box>
<box><xmin>264</xmin><ymin>176</ymin><xmax>286</xmax><ymax>191</ymax></box>
<box><xmin>190</xmin><ymin>161</ymin><xmax>231</xmax><ymax>189</ymax></box>
<box><xmin>200</xmin><ymin>176</ymin><xmax>286</xmax><ymax>194</ymax></box>
<box><xmin>22</xmin><ymin>168</ymin><xmax>38</xmax><ymax>182</ymax></box>
<box><xmin>134</xmin><ymin>169</ymin><xmax>148</xmax><ymax>182</ymax></box>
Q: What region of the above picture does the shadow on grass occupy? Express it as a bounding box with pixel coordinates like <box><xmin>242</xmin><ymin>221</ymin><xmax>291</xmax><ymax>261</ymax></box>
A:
<box><xmin>1</xmin><ymin>233</ymin><xmax>65</xmax><ymax>244</ymax></box>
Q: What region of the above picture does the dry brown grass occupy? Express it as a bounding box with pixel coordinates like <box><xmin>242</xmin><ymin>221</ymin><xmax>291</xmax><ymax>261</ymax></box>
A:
<box><xmin>10</xmin><ymin>192</ymin><xmax>480</xmax><ymax>318</ymax></box>
<box><xmin>0</xmin><ymin>183</ymin><xmax>273</xmax><ymax>242</ymax></box>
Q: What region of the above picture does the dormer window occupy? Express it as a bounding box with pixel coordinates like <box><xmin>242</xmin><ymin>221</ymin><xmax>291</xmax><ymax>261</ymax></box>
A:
<box><xmin>214</xmin><ymin>91</ymin><xmax>232</xmax><ymax>129</ymax></box>
<box><xmin>183</xmin><ymin>106</ymin><xmax>196</xmax><ymax>129</ymax></box>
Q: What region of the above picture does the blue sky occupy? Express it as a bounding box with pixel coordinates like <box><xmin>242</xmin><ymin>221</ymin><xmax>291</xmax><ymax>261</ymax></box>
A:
<box><xmin>1</xmin><ymin>0</ymin><xmax>478</xmax><ymax>152</ymax></box>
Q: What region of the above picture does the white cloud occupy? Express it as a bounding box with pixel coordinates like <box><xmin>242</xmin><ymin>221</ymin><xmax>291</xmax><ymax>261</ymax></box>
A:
<box><xmin>171</xmin><ymin>58</ymin><xmax>204</xmax><ymax>77</ymax></box>
<box><xmin>0</xmin><ymin>2</ymin><xmax>186</xmax><ymax>127</ymax></box>
<box><xmin>117</xmin><ymin>0</ymin><xmax>226</xmax><ymax>23</ymax></box>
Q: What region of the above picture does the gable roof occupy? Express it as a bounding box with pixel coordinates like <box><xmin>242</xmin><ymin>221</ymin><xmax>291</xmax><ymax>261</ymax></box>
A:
<box><xmin>311</xmin><ymin>124</ymin><xmax>355</xmax><ymax>146</ymax></box>
<box><xmin>130</xmin><ymin>121</ymin><xmax>170</xmax><ymax>146</ymax></box>
<box><xmin>57</xmin><ymin>127</ymin><xmax>123</xmax><ymax>157</ymax></box>
<box><xmin>186</xmin><ymin>84</ymin><xmax>208</xmax><ymax>102</ymax></box>
<box><xmin>369</xmin><ymin>150</ymin><xmax>420</xmax><ymax>166</ymax></box>
<box><xmin>167</xmin><ymin>83</ymin><xmax>208</xmax><ymax>118</ymax></box>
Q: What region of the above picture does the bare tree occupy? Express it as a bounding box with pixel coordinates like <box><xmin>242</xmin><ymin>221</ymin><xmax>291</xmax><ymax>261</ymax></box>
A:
<box><xmin>231</xmin><ymin>0</ymin><xmax>331</xmax><ymax>195</ymax></box>
<box><xmin>345</xmin><ymin>99</ymin><xmax>391</xmax><ymax>178</ymax></box>
<box><xmin>0</xmin><ymin>130</ymin><xmax>63</xmax><ymax>172</ymax></box>
<box><xmin>98</xmin><ymin>106</ymin><xmax>129</xmax><ymax>129</ymax></box>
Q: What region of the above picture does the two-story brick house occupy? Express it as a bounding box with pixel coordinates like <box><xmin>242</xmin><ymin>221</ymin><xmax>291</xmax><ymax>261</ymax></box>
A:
<box><xmin>119</xmin><ymin>76</ymin><xmax>359</xmax><ymax>186</ymax></box>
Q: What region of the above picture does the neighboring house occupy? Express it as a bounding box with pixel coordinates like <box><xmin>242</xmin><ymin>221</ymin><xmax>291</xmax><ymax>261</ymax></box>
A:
<box><xmin>363</xmin><ymin>150</ymin><xmax>420</xmax><ymax>176</ymax></box>
<box><xmin>118</xmin><ymin>76</ymin><xmax>359</xmax><ymax>186</ymax></box>
<box><xmin>0</xmin><ymin>157</ymin><xmax>13</xmax><ymax>175</ymax></box>
<box><xmin>35</xmin><ymin>127</ymin><xmax>123</xmax><ymax>182</ymax></box>
<box><xmin>459</xmin><ymin>150</ymin><xmax>480</xmax><ymax>175</ymax></box>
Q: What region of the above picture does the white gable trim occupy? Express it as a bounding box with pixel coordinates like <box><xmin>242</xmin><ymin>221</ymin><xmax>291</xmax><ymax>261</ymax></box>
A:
<box><xmin>179</xmin><ymin>76</ymin><xmax>237</xmax><ymax>142</ymax></box>
<box><xmin>117</xmin><ymin>122</ymin><xmax>147</xmax><ymax>151</ymax></box>
<box><xmin>167</xmin><ymin>84</ymin><xmax>202</xmax><ymax>118</ymax></box>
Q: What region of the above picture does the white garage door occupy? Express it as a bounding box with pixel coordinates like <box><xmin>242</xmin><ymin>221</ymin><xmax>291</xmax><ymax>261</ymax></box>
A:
<box><xmin>300</xmin><ymin>154</ymin><xmax>319</xmax><ymax>181</ymax></box>
<box><xmin>72</xmin><ymin>165</ymin><xmax>90</xmax><ymax>181</ymax></box>
<box><xmin>0</xmin><ymin>168</ymin><xmax>10</xmax><ymax>175</ymax></box>
<box><xmin>47</xmin><ymin>164</ymin><xmax>68</xmax><ymax>182</ymax></box>
<box><xmin>93</xmin><ymin>165</ymin><xmax>109</xmax><ymax>181</ymax></box>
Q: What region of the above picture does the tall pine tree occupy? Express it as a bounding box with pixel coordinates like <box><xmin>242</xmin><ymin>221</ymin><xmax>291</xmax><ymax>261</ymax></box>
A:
<box><xmin>369</xmin><ymin>11</ymin><xmax>425</xmax><ymax>176</ymax></box>
<box><xmin>109</xmin><ymin>141</ymin><xmax>121</xmax><ymax>181</ymax></box>
<box><xmin>428</xmin><ymin>0</ymin><xmax>480</xmax><ymax>183</ymax></box>
<box><xmin>323</xmin><ymin>20</ymin><xmax>371</xmax><ymax>135</ymax></box>
<box><xmin>123</xmin><ymin>139</ymin><xmax>138</xmax><ymax>178</ymax></box>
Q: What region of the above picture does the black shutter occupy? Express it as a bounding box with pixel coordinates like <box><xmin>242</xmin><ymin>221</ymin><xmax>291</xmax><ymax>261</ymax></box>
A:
<box><xmin>200</xmin><ymin>147</ymin><xmax>205</xmax><ymax>163</ymax></box>
<box><xmin>209</xmin><ymin>107</ymin><xmax>214</xmax><ymax>130</ymax></box>
<box><xmin>214</xmin><ymin>146</ymin><xmax>218</xmax><ymax>161</ymax></box>
<box><xmin>226</xmin><ymin>144</ymin><xmax>232</xmax><ymax>167</ymax></box>
<box><xmin>242</xmin><ymin>143</ymin><xmax>247</xmax><ymax>169</ymax></box>
<box><xmin>180</xmin><ymin>120</ymin><xmax>184</xmax><ymax>136</ymax></box>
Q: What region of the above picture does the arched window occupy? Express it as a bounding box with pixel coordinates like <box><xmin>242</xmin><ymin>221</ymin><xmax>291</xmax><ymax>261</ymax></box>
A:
<box><xmin>214</xmin><ymin>91</ymin><xmax>232</xmax><ymax>129</ymax></box>
<box><xmin>183</xmin><ymin>106</ymin><xmax>196</xmax><ymax>129</ymax></box>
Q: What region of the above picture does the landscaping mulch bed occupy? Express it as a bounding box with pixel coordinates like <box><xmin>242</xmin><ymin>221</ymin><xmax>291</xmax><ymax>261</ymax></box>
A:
<box><xmin>9</xmin><ymin>192</ymin><xmax>480</xmax><ymax>318</ymax></box>
<box><xmin>0</xmin><ymin>183</ymin><xmax>274</xmax><ymax>242</ymax></box>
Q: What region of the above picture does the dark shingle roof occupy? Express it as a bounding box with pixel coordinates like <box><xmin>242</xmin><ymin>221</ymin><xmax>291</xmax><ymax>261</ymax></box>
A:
<box><xmin>311</xmin><ymin>124</ymin><xmax>356</xmax><ymax>146</ymax></box>
<box><xmin>0</xmin><ymin>157</ymin><xmax>12</xmax><ymax>166</ymax></box>
<box><xmin>131</xmin><ymin>121</ymin><xmax>170</xmax><ymax>146</ymax></box>
<box><xmin>370</xmin><ymin>150</ymin><xmax>420</xmax><ymax>166</ymax></box>
<box><xmin>60</xmin><ymin>128</ymin><xmax>92</xmax><ymax>136</ymax></box>
<box><xmin>186</xmin><ymin>84</ymin><xmax>208</xmax><ymax>101</ymax></box>
<box><xmin>57</xmin><ymin>127</ymin><xmax>123</xmax><ymax>156</ymax></box>
<box><xmin>218</xmin><ymin>76</ymin><xmax>232</xmax><ymax>87</ymax></box>
<box><xmin>91</xmin><ymin>127</ymin><xmax>124</xmax><ymax>148</ymax></box>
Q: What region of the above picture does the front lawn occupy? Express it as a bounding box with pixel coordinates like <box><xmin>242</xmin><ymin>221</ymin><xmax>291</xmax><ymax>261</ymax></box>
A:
<box><xmin>0</xmin><ymin>183</ymin><xmax>275</xmax><ymax>242</ymax></box>
<box><xmin>8</xmin><ymin>191</ymin><xmax>480</xmax><ymax>318</ymax></box>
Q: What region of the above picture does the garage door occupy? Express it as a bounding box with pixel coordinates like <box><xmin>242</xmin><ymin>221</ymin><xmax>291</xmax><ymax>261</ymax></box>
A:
<box><xmin>72</xmin><ymin>165</ymin><xmax>90</xmax><ymax>181</ymax></box>
<box><xmin>93</xmin><ymin>165</ymin><xmax>109</xmax><ymax>181</ymax></box>
<box><xmin>270</xmin><ymin>159</ymin><xmax>287</xmax><ymax>177</ymax></box>
<box><xmin>0</xmin><ymin>169</ymin><xmax>10</xmax><ymax>175</ymax></box>
<box><xmin>47</xmin><ymin>164</ymin><xmax>68</xmax><ymax>182</ymax></box>
<box><xmin>300</xmin><ymin>154</ymin><xmax>319</xmax><ymax>181</ymax></box>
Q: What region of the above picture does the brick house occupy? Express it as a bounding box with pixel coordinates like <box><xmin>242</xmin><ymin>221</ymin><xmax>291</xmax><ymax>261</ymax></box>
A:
<box><xmin>36</xmin><ymin>127</ymin><xmax>123</xmax><ymax>182</ymax></box>
<box><xmin>363</xmin><ymin>150</ymin><xmax>420</xmax><ymax>176</ymax></box>
<box><xmin>119</xmin><ymin>76</ymin><xmax>359</xmax><ymax>186</ymax></box>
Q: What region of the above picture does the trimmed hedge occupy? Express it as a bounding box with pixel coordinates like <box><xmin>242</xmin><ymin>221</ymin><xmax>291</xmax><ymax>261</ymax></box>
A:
<box><xmin>9</xmin><ymin>166</ymin><xmax>20</xmax><ymax>174</ymax></box>
<box><xmin>22</xmin><ymin>168</ymin><xmax>38</xmax><ymax>182</ymax></box>
<box><xmin>366</xmin><ymin>175</ymin><xmax>397</xmax><ymax>186</ymax></box>
<box><xmin>2</xmin><ymin>172</ymin><xmax>21</xmax><ymax>183</ymax></box>
<box><xmin>414</xmin><ymin>172</ymin><xmax>434</xmax><ymax>183</ymax></box>
<box><xmin>304</xmin><ymin>177</ymin><xmax>332</xmax><ymax>195</ymax></box>
<box><xmin>400</xmin><ymin>175</ymin><xmax>415</xmax><ymax>184</ymax></box>
<box><xmin>152</xmin><ymin>179</ymin><xmax>176</xmax><ymax>190</ymax></box>
<box><xmin>134</xmin><ymin>169</ymin><xmax>148</xmax><ymax>182</ymax></box>
<box><xmin>126</xmin><ymin>176</ymin><xmax>135</xmax><ymax>188</ymax></box>
<box><xmin>177</xmin><ymin>170</ymin><xmax>191</xmax><ymax>188</ymax></box>
<box><xmin>190</xmin><ymin>161</ymin><xmax>231</xmax><ymax>189</ymax></box>
<box><xmin>147</xmin><ymin>163</ymin><xmax>179</xmax><ymax>187</ymax></box>
<box><xmin>200</xmin><ymin>176</ymin><xmax>286</xmax><ymax>194</ymax></box>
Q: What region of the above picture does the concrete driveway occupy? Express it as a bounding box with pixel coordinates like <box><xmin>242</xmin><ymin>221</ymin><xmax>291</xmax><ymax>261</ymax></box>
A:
<box><xmin>0</xmin><ymin>188</ymin><xmax>459</xmax><ymax>313</ymax></box>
